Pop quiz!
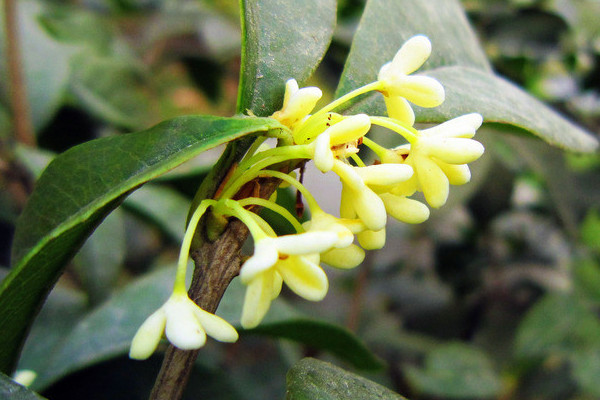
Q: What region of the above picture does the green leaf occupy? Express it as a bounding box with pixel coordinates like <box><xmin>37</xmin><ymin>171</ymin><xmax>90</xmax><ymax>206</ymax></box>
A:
<box><xmin>237</xmin><ymin>0</ymin><xmax>336</xmax><ymax>115</ymax></box>
<box><xmin>0</xmin><ymin>372</ymin><xmax>46</xmax><ymax>400</ymax></box>
<box><xmin>25</xmin><ymin>265</ymin><xmax>176</xmax><ymax>390</ymax></box>
<box><xmin>336</xmin><ymin>0</ymin><xmax>598</xmax><ymax>152</ymax></box>
<box><xmin>0</xmin><ymin>1</ymin><xmax>75</xmax><ymax>131</ymax></box>
<box><xmin>0</xmin><ymin>115</ymin><xmax>283</xmax><ymax>373</ymax></box>
<box><xmin>286</xmin><ymin>358</ymin><xmax>407</xmax><ymax>400</ymax></box>
<box><xmin>417</xmin><ymin>67</ymin><xmax>599</xmax><ymax>152</ymax></box>
<box><xmin>404</xmin><ymin>343</ymin><xmax>502</xmax><ymax>399</ymax></box>
<box><xmin>515</xmin><ymin>293</ymin><xmax>600</xmax><ymax>359</ymax></box>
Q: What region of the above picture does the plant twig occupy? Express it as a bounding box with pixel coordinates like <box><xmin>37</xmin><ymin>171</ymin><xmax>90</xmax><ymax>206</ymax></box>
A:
<box><xmin>149</xmin><ymin>177</ymin><xmax>281</xmax><ymax>400</ymax></box>
<box><xmin>3</xmin><ymin>0</ymin><xmax>36</xmax><ymax>147</ymax></box>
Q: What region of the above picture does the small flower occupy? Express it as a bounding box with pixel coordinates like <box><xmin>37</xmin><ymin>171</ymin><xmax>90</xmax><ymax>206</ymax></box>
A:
<box><xmin>378</xmin><ymin>35</ymin><xmax>445</xmax><ymax>126</ymax></box>
<box><xmin>320</xmin><ymin>244</ymin><xmax>365</xmax><ymax>269</ymax></box>
<box><xmin>239</xmin><ymin>231</ymin><xmax>339</xmax><ymax>283</ymax></box>
<box><xmin>335</xmin><ymin>160</ymin><xmax>414</xmax><ymax>231</ymax></box>
<box><xmin>393</xmin><ymin>113</ymin><xmax>485</xmax><ymax>208</ymax></box>
<box><xmin>240</xmin><ymin>253</ymin><xmax>328</xmax><ymax>328</ymax></box>
<box><xmin>129</xmin><ymin>293</ymin><xmax>238</xmax><ymax>360</ymax></box>
<box><xmin>303</xmin><ymin>210</ymin><xmax>366</xmax><ymax>248</ymax></box>
<box><xmin>312</xmin><ymin>114</ymin><xmax>372</xmax><ymax>172</ymax></box>
<box><xmin>271</xmin><ymin>79</ymin><xmax>322</xmax><ymax>129</ymax></box>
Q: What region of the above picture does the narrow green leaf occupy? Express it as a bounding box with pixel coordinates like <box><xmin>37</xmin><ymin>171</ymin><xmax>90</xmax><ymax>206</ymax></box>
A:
<box><xmin>0</xmin><ymin>115</ymin><xmax>283</xmax><ymax>373</ymax></box>
<box><xmin>0</xmin><ymin>372</ymin><xmax>46</xmax><ymax>400</ymax></box>
<box><xmin>405</xmin><ymin>343</ymin><xmax>502</xmax><ymax>399</ymax></box>
<box><xmin>336</xmin><ymin>0</ymin><xmax>598</xmax><ymax>152</ymax></box>
<box><xmin>286</xmin><ymin>358</ymin><xmax>407</xmax><ymax>400</ymax></box>
<box><xmin>238</xmin><ymin>0</ymin><xmax>336</xmax><ymax>115</ymax></box>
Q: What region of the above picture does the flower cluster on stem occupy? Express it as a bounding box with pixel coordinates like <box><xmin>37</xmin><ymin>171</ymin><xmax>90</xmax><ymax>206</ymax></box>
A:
<box><xmin>130</xmin><ymin>34</ymin><xmax>485</xmax><ymax>358</ymax></box>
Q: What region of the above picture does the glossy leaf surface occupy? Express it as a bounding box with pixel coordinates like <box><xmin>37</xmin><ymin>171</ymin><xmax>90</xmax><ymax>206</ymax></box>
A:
<box><xmin>238</xmin><ymin>0</ymin><xmax>336</xmax><ymax>115</ymax></box>
<box><xmin>336</xmin><ymin>0</ymin><xmax>598</xmax><ymax>152</ymax></box>
<box><xmin>1</xmin><ymin>115</ymin><xmax>283</xmax><ymax>373</ymax></box>
<box><xmin>286</xmin><ymin>358</ymin><xmax>406</xmax><ymax>400</ymax></box>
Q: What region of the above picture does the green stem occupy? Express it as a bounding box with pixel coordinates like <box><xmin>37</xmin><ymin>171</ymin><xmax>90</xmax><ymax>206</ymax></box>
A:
<box><xmin>219</xmin><ymin>199</ymin><xmax>269</xmax><ymax>241</ymax></box>
<box><xmin>369</xmin><ymin>116</ymin><xmax>418</xmax><ymax>143</ymax></box>
<box><xmin>350</xmin><ymin>153</ymin><xmax>366</xmax><ymax>168</ymax></box>
<box><xmin>174</xmin><ymin>200</ymin><xmax>215</xmax><ymax>293</ymax></box>
<box><xmin>220</xmin><ymin>145</ymin><xmax>312</xmax><ymax>200</ymax></box>
<box><xmin>253</xmin><ymin>169</ymin><xmax>321</xmax><ymax>213</ymax></box>
<box><xmin>311</xmin><ymin>81</ymin><xmax>383</xmax><ymax>120</ymax></box>
<box><xmin>362</xmin><ymin>137</ymin><xmax>389</xmax><ymax>159</ymax></box>
<box><xmin>237</xmin><ymin>197</ymin><xmax>304</xmax><ymax>233</ymax></box>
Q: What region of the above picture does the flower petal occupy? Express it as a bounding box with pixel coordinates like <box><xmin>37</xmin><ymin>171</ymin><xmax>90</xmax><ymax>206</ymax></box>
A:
<box><xmin>425</xmin><ymin>137</ymin><xmax>484</xmax><ymax>164</ymax></box>
<box><xmin>129</xmin><ymin>308</ymin><xmax>166</xmax><ymax>360</ymax></box>
<box><xmin>193</xmin><ymin>307</ymin><xmax>238</xmax><ymax>343</ymax></box>
<box><xmin>314</xmin><ymin>131</ymin><xmax>334</xmax><ymax>172</ymax></box>
<box><xmin>327</xmin><ymin>114</ymin><xmax>371</xmax><ymax>145</ymax></box>
<box><xmin>278</xmin><ymin>256</ymin><xmax>328</xmax><ymax>301</ymax></box>
<box><xmin>414</xmin><ymin>155</ymin><xmax>449</xmax><ymax>208</ymax></box>
<box><xmin>321</xmin><ymin>245</ymin><xmax>365</xmax><ymax>269</ymax></box>
<box><xmin>380</xmin><ymin>193</ymin><xmax>430</xmax><ymax>224</ymax></box>
<box><xmin>391</xmin><ymin>35</ymin><xmax>432</xmax><ymax>75</ymax></box>
<box><xmin>282</xmin><ymin>79</ymin><xmax>299</xmax><ymax>109</ymax></box>
<box><xmin>274</xmin><ymin>231</ymin><xmax>338</xmax><ymax>255</ymax></box>
<box><xmin>384</xmin><ymin>95</ymin><xmax>415</xmax><ymax>126</ymax></box>
<box><xmin>239</xmin><ymin>238</ymin><xmax>278</xmax><ymax>283</ymax></box>
<box><xmin>393</xmin><ymin>75</ymin><xmax>445</xmax><ymax>108</ymax></box>
<box><xmin>164</xmin><ymin>299</ymin><xmax>206</xmax><ymax>350</ymax></box>
<box><xmin>352</xmin><ymin>187</ymin><xmax>387</xmax><ymax>231</ymax></box>
<box><xmin>241</xmin><ymin>272</ymin><xmax>275</xmax><ymax>329</ymax></box>
<box><xmin>421</xmin><ymin>113</ymin><xmax>483</xmax><ymax>138</ymax></box>
<box><xmin>355</xmin><ymin>163</ymin><xmax>413</xmax><ymax>186</ymax></box>
<box><xmin>357</xmin><ymin>228</ymin><xmax>386</xmax><ymax>250</ymax></box>
<box><xmin>437</xmin><ymin>162</ymin><xmax>471</xmax><ymax>185</ymax></box>
<box><xmin>340</xmin><ymin>184</ymin><xmax>357</xmax><ymax>219</ymax></box>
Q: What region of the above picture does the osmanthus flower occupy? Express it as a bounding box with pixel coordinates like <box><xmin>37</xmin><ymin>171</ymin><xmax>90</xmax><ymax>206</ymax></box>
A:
<box><xmin>239</xmin><ymin>234</ymin><xmax>336</xmax><ymax>328</ymax></box>
<box><xmin>311</xmin><ymin>114</ymin><xmax>372</xmax><ymax>172</ymax></box>
<box><xmin>303</xmin><ymin>209</ymin><xmax>368</xmax><ymax>269</ymax></box>
<box><xmin>129</xmin><ymin>293</ymin><xmax>238</xmax><ymax>360</ymax></box>
<box><xmin>378</xmin><ymin>35</ymin><xmax>445</xmax><ymax>126</ymax></box>
<box><xmin>386</xmin><ymin>113</ymin><xmax>485</xmax><ymax>208</ymax></box>
<box><xmin>333</xmin><ymin>160</ymin><xmax>415</xmax><ymax>232</ymax></box>
<box><xmin>270</xmin><ymin>78</ymin><xmax>322</xmax><ymax>130</ymax></box>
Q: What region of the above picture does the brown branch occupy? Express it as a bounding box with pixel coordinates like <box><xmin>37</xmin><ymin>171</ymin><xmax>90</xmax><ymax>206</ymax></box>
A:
<box><xmin>149</xmin><ymin>177</ymin><xmax>281</xmax><ymax>400</ymax></box>
<box><xmin>3</xmin><ymin>0</ymin><xmax>35</xmax><ymax>147</ymax></box>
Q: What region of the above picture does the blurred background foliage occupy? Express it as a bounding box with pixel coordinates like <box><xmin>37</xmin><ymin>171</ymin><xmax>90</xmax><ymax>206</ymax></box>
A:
<box><xmin>1</xmin><ymin>0</ymin><xmax>600</xmax><ymax>399</ymax></box>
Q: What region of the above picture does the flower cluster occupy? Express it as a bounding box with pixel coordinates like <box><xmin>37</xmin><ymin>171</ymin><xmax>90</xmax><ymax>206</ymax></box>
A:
<box><xmin>130</xmin><ymin>35</ymin><xmax>484</xmax><ymax>359</ymax></box>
